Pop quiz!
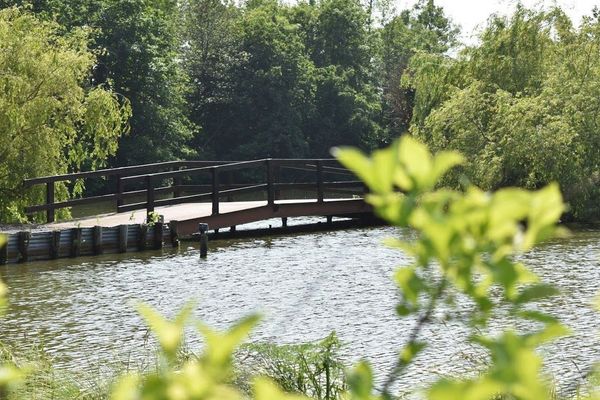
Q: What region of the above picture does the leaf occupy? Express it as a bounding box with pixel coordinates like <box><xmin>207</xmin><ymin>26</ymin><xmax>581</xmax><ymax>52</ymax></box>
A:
<box><xmin>110</xmin><ymin>374</ymin><xmax>140</xmax><ymax>400</ymax></box>
<box><xmin>428</xmin><ymin>378</ymin><xmax>503</xmax><ymax>400</ymax></box>
<box><xmin>346</xmin><ymin>361</ymin><xmax>377</xmax><ymax>400</ymax></box>
<box><xmin>430</xmin><ymin>151</ymin><xmax>465</xmax><ymax>186</ymax></box>
<box><xmin>198</xmin><ymin>314</ymin><xmax>260</xmax><ymax>375</ymax></box>
<box><xmin>334</xmin><ymin>146</ymin><xmax>396</xmax><ymax>194</ymax></box>
<box><xmin>136</xmin><ymin>302</ymin><xmax>195</xmax><ymax>360</ymax></box>
<box><xmin>397</xmin><ymin>135</ymin><xmax>432</xmax><ymax>191</ymax></box>
<box><xmin>394</xmin><ymin>267</ymin><xmax>425</xmax><ymax>304</ymax></box>
<box><xmin>254</xmin><ymin>377</ymin><xmax>308</xmax><ymax>400</ymax></box>
<box><xmin>516</xmin><ymin>310</ymin><xmax>559</xmax><ymax>324</ymax></box>
<box><xmin>400</xmin><ymin>341</ymin><xmax>426</xmax><ymax>364</ymax></box>
<box><xmin>514</xmin><ymin>284</ymin><xmax>559</xmax><ymax>305</ymax></box>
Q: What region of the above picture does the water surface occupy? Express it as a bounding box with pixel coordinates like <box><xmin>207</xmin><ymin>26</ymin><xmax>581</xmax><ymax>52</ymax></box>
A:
<box><xmin>0</xmin><ymin>223</ymin><xmax>598</xmax><ymax>395</ymax></box>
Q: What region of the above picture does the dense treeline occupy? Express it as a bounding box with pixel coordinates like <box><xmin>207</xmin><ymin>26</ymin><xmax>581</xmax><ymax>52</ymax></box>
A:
<box><xmin>407</xmin><ymin>6</ymin><xmax>600</xmax><ymax>220</ymax></box>
<box><xmin>0</xmin><ymin>0</ymin><xmax>598</xmax><ymax>221</ymax></box>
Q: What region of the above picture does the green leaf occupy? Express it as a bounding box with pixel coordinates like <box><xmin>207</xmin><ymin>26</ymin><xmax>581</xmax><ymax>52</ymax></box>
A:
<box><xmin>347</xmin><ymin>361</ymin><xmax>377</xmax><ymax>400</ymax></box>
<box><xmin>514</xmin><ymin>284</ymin><xmax>559</xmax><ymax>305</ymax></box>
<box><xmin>136</xmin><ymin>302</ymin><xmax>195</xmax><ymax>360</ymax></box>
<box><xmin>400</xmin><ymin>341</ymin><xmax>426</xmax><ymax>364</ymax></box>
<box><xmin>199</xmin><ymin>314</ymin><xmax>260</xmax><ymax>374</ymax></box>
<box><xmin>430</xmin><ymin>151</ymin><xmax>465</xmax><ymax>187</ymax></box>
<box><xmin>394</xmin><ymin>267</ymin><xmax>425</xmax><ymax>304</ymax></box>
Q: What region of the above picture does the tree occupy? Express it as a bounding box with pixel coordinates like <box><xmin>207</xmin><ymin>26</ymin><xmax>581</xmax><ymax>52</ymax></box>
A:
<box><xmin>182</xmin><ymin>0</ymin><xmax>241</xmax><ymax>158</ymax></box>
<box><xmin>303</xmin><ymin>0</ymin><xmax>382</xmax><ymax>155</ymax></box>
<box><xmin>377</xmin><ymin>0</ymin><xmax>458</xmax><ymax>139</ymax></box>
<box><xmin>0</xmin><ymin>0</ymin><xmax>198</xmax><ymax>166</ymax></box>
<box><xmin>95</xmin><ymin>0</ymin><xmax>196</xmax><ymax>165</ymax></box>
<box><xmin>408</xmin><ymin>6</ymin><xmax>600</xmax><ymax>220</ymax></box>
<box><xmin>185</xmin><ymin>0</ymin><xmax>315</xmax><ymax>160</ymax></box>
<box><xmin>0</xmin><ymin>7</ymin><xmax>130</xmax><ymax>222</ymax></box>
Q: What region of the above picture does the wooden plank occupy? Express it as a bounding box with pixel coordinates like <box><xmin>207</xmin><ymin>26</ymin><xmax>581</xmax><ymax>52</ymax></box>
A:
<box><xmin>50</xmin><ymin>231</ymin><xmax>61</xmax><ymax>259</ymax></box>
<box><xmin>118</xmin><ymin>225</ymin><xmax>128</xmax><ymax>253</ymax></box>
<box><xmin>17</xmin><ymin>231</ymin><xmax>31</xmax><ymax>263</ymax></box>
<box><xmin>46</xmin><ymin>181</ymin><xmax>55</xmax><ymax>223</ymax></box>
<box><xmin>71</xmin><ymin>228</ymin><xmax>82</xmax><ymax>257</ymax></box>
<box><xmin>138</xmin><ymin>224</ymin><xmax>148</xmax><ymax>251</ymax></box>
<box><xmin>0</xmin><ymin>237</ymin><xmax>8</xmax><ymax>265</ymax></box>
<box><xmin>93</xmin><ymin>226</ymin><xmax>103</xmax><ymax>255</ymax></box>
<box><xmin>153</xmin><ymin>222</ymin><xmax>164</xmax><ymax>250</ymax></box>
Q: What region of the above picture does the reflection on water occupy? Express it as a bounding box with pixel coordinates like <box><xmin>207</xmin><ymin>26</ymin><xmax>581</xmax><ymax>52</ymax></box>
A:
<box><xmin>0</xmin><ymin>224</ymin><xmax>598</xmax><ymax>395</ymax></box>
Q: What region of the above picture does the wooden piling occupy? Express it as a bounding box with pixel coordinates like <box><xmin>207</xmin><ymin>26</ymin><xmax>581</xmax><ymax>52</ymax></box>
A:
<box><xmin>71</xmin><ymin>228</ymin><xmax>82</xmax><ymax>257</ymax></box>
<box><xmin>199</xmin><ymin>223</ymin><xmax>208</xmax><ymax>258</ymax></box>
<box><xmin>170</xmin><ymin>220</ymin><xmax>180</xmax><ymax>247</ymax></box>
<box><xmin>50</xmin><ymin>231</ymin><xmax>61</xmax><ymax>259</ymax></box>
<box><xmin>17</xmin><ymin>231</ymin><xmax>30</xmax><ymax>263</ymax></box>
<box><xmin>138</xmin><ymin>224</ymin><xmax>148</xmax><ymax>251</ymax></box>
<box><xmin>153</xmin><ymin>222</ymin><xmax>164</xmax><ymax>250</ymax></box>
<box><xmin>327</xmin><ymin>216</ymin><xmax>333</xmax><ymax>224</ymax></box>
<box><xmin>118</xmin><ymin>224</ymin><xmax>128</xmax><ymax>253</ymax></box>
<box><xmin>93</xmin><ymin>226</ymin><xmax>103</xmax><ymax>255</ymax></box>
<box><xmin>0</xmin><ymin>237</ymin><xmax>8</xmax><ymax>265</ymax></box>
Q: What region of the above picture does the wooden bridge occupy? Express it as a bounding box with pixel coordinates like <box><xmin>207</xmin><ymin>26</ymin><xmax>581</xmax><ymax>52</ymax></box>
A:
<box><xmin>22</xmin><ymin>158</ymin><xmax>372</xmax><ymax>237</ymax></box>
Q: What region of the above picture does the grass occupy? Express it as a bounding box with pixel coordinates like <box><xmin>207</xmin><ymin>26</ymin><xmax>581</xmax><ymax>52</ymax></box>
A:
<box><xmin>0</xmin><ymin>338</ymin><xmax>596</xmax><ymax>400</ymax></box>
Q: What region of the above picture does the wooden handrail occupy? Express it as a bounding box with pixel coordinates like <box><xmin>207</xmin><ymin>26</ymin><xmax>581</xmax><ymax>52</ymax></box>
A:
<box><xmin>24</xmin><ymin>158</ymin><xmax>358</xmax><ymax>223</ymax></box>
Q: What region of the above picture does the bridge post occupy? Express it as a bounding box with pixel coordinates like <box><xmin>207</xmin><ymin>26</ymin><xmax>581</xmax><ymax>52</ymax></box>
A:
<box><xmin>199</xmin><ymin>223</ymin><xmax>209</xmax><ymax>258</ymax></box>
<box><xmin>316</xmin><ymin>160</ymin><xmax>324</xmax><ymax>203</ymax></box>
<box><xmin>266</xmin><ymin>159</ymin><xmax>275</xmax><ymax>209</ymax></box>
<box><xmin>146</xmin><ymin>175</ymin><xmax>155</xmax><ymax>218</ymax></box>
<box><xmin>116</xmin><ymin>175</ymin><xmax>124</xmax><ymax>211</ymax></box>
<box><xmin>211</xmin><ymin>167</ymin><xmax>220</xmax><ymax>215</ymax></box>
<box><xmin>173</xmin><ymin>168</ymin><xmax>182</xmax><ymax>199</ymax></box>
<box><xmin>46</xmin><ymin>181</ymin><xmax>55</xmax><ymax>223</ymax></box>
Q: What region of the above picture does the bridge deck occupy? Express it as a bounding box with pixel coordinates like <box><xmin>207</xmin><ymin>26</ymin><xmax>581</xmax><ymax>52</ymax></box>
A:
<box><xmin>46</xmin><ymin>198</ymin><xmax>371</xmax><ymax>236</ymax></box>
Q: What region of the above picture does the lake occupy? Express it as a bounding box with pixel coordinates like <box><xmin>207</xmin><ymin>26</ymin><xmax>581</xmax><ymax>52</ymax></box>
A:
<box><xmin>0</xmin><ymin>221</ymin><xmax>598</xmax><ymax>396</ymax></box>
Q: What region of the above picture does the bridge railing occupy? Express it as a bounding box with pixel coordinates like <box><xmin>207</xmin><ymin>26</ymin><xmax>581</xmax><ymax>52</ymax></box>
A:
<box><xmin>23</xmin><ymin>159</ymin><xmax>364</xmax><ymax>223</ymax></box>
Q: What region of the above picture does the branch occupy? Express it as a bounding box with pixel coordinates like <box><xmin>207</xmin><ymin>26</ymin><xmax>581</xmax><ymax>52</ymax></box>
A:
<box><xmin>381</xmin><ymin>278</ymin><xmax>448</xmax><ymax>398</ymax></box>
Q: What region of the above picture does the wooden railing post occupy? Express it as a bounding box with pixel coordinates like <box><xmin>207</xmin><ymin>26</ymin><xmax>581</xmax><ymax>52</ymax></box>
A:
<box><xmin>266</xmin><ymin>159</ymin><xmax>275</xmax><ymax>208</ymax></box>
<box><xmin>316</xmin><ymin>160</ymin><xmax>324</xmax><ymax>203</ymax></box>
<box><xmin>274</xmin><ymin>163</ymin><xmax>281</xmax><ymax>201</ymax></box>
<box><xmin>146</xmin><ymin>175</ymin><xmax>155</xmax><ymax>218</ymax></box>
<box><xmin>173</xmin><ymin>167</ymin><xmax>182</xmax><ymax>198</ymax></box>
<box><xmin>226</xmin><ymin>170</ymin><xmax>233</xmax><ymax>202</ymax></box>
<box><xmin>46</xmin><ymin>181</ymin><xmax>55</xmax><ymax>223</ymax></box>
<box><xmin>211</xmin><ymin>167</ymin><xmax>219</xmax><ymax>216</ymax></box>
<box><xmin>116</xmin><ymin>174</ymin><xmax>124</xmax><ymax>210</ymax></box>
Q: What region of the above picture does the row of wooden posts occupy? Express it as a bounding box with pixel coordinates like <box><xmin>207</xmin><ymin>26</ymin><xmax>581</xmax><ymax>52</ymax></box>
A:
<box><xmin>0</xmin><ymin>218</ymin><xmax>209</xmax><ymax>265</ymax></box>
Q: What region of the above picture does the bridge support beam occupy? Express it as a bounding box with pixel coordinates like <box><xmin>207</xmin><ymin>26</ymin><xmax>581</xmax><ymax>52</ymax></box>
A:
<box><xmin>199</xmin><ymin>223</ymin><xmax>209</xmax><ymax>258</ymax></box>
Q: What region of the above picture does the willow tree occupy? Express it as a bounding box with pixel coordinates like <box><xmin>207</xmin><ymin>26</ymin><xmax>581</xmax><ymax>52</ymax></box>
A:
<box><xmin>406</xmin><ymin>6</ymin><xmax>600</xmax><ymax>220</ymax></box>
<box><xmin>0</xmin><ymin>8</ymin><xmax>131</xmax><ymax>222</ymax></box>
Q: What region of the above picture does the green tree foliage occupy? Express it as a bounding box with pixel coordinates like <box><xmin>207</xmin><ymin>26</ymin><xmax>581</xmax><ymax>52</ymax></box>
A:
<box><xmin>181</xmin><ymin>0</ymin><xmax>241</xmax><ymax>158</ymax></box>
<box><xmin>0</xmin><ymin>7</ymin><xmax>130</xmax><ymax>222</ymax></box>
<box><xmin>303</xmin><ymin>0</ymin><xmax>382</xmax><ymax>155</ymax></box>
<box><xmin>184</xmin><ymin>0</ymin><xmax>314</xmax><ymax>159</ymax></box>
<box><xmin>377</xmin><ymin>0</ymin><xmax>458</xmax><ymax>140</ymax></box>
<box><xmin>0</xmin><ymin>0</ymin><xmax>197</xmax><ymax>166</ymax></box>
<box><xmin>95</xmin><ymin>0</ymin><xmax>196</xmax><ymax>165</ymax></box>
<box><xmin>183</xmin><ymin>0</ymin><xmax>385</xmax><ymax>159</ymax></box>
<box><xmin>407</xmin><ymin>6</ymin><xmax>600</xmax><ymax>220</ymax></box>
